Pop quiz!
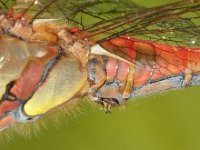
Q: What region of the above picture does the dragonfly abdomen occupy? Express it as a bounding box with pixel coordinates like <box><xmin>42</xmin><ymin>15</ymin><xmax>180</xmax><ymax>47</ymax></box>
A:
<box><xmin>89</xmin><ymin>36</ymin><xmax>200</xmax><ymax>104</ymax></box>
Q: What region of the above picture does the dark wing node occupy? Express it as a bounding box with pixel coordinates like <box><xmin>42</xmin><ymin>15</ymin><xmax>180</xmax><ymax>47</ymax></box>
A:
<box><xmin>0</xmin><ymin>0</ymin><xmax>15</xmax><ymax>11</ymax></box>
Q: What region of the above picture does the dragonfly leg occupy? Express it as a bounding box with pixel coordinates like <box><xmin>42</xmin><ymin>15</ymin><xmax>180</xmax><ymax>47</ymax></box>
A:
<box><xmin>90</xmin><ymin>83</ymin><xmax>126</xmax><ymax>113</ymax></box>
<box><xmin>88</xmin><ymin>56</ymin><xmax>107</xmax><ymax>94</ymax></box>
<box><xmin>122</xmin><ymin>65</ymin><xmax>135</xmax><ymax>98</ymax></box>
<box><xmin>182</xmin><ymin>68</ymin><xmax>192</xmax><ymax>87</ymax></box>
<box><xmin>90</xmin><ymin>97</ymin><xmax>120</xmax><ymax>113</ymax></box>
<box><xmin>101</xmin><ymin>98</ymin><xmax>120</xmax><ymax>113</ymax></box>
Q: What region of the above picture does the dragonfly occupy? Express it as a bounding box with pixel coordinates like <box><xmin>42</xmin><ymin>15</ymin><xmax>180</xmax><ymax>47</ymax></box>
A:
<box><xmin>0</xmin><ymin>0</ymin><xmax>200</xmax><ymax>132</ymax></box>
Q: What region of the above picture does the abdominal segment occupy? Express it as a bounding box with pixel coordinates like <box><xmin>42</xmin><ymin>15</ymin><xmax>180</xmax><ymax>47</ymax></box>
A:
<box><xmin>90</xmin><ymin>36</ymin><xmax>200</xmax><ymax>102</ymax></box>
<box><xmin>103</xmin><ymin>37</ymin><xmax>200</xmax><ymax>86</ymax></box>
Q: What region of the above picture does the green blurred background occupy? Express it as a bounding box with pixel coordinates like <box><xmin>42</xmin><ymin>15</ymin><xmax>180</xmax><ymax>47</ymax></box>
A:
<box><xmin>2</xmin><ymin>0</ymin><xmax>200</xmax><ymax>150</ymax></box>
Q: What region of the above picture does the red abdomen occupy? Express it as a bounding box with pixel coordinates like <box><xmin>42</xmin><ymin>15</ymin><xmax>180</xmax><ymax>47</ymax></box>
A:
<box><xmin>101</xmin><ymin>36</ymin><xmax>200</xmax><ymax>87</ymax></box>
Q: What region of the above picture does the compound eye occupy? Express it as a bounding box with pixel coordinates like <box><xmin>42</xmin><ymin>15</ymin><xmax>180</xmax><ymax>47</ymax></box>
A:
<box><xmin>23</xmin><ymin>57</ymin><xmax>88</xmax><ymax>116</ymax></box>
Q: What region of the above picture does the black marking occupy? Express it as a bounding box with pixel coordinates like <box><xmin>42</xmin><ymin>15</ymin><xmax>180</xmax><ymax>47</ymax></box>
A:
<box><xmin>0</xmin><ymin>1</ymin><xmax>7</xmax><ymax>9</ymax></box>
<box><xmin>1</xmin><ymin>80</ymin><xmax>17</xmax><ymax>101</ymax></box>
<box><xmin>98</xmin><ymin>97</ymin><xmax>120</xmax><ymax>113</ymax></box>
<box><xmin>39</xmin><ymin>56</ymin><xmax>60</xmax><ymax>84</ymax></box>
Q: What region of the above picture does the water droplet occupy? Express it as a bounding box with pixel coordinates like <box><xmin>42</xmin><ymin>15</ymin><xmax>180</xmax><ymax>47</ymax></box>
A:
<box><xmin>0</xmin><ymin>56</ymin><xmax>5</xmax><ymax>69</ymax></box>
<box><xmin>162</xmin><ymin>36</ymin><xmax>166</xmax><ymax>39</ymax></box>
<box><xmin>34</xmin><ymin>0</ymin><xmax>39</xmax><ymax>5</ymax></box>
<box><xmin>188</xmin><ymin>38</ymin><xmax>197</xmax><ymax>45</ymax></box>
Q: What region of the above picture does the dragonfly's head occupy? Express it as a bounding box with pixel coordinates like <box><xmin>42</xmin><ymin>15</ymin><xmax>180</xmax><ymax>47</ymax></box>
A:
<box><xmin>0</xmin><ymin>34</ymin><xmax>89</xmax><ymax>131</ymax></box>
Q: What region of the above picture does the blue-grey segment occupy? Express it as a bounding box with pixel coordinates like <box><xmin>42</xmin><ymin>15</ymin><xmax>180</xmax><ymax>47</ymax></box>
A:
<box><xmin>130</xmin><ymin>74</ymin><xmax>200</xmax><ymax>98</ymax></box>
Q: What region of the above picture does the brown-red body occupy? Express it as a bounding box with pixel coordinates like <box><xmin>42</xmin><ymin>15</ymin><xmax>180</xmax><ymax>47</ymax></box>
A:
<box><xmin>0</xmin><ymin>0</ymin><xmax>200</xmax><ymax>132</ymax></box>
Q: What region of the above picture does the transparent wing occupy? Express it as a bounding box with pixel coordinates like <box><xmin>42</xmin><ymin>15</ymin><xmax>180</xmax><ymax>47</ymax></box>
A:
<box><xmin>11</xmin><ymin>0</ymin><xmax>200</xmax><ymax>48</ymax></box>
<box><xmin>13</xmin><ymin>0</ymin><xmax>143</xmax><ymax>27</ymax></box>
<box><xmin>82</xmin><ymin>0</ymin><xmax>200</xmax><ymax>48</ymax></box>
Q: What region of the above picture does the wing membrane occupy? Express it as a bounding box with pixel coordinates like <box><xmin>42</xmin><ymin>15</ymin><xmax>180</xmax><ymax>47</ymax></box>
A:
<box><xmin>3</xmin><ymin>0</ymin><xmax>200</xmax><ymax>48</ymax></box>
<box><xmin>13</xmin><ymin>0</ymin><xmax>142</xmax><ymax>27</ymax></box>
<box><xmin>83</xmin><ymin>1</ymin><xmax>200</xmax><ymax>48</ymax></box>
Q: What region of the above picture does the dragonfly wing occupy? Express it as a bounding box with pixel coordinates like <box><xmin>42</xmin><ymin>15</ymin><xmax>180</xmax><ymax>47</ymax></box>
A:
<box><xmin>84</xmin><ymin>0</ymin><xmax>200</xmax><ymax>71</ymax></box>
<box><xmin>9</xmin><ymin>0</ymin><xmax>200</xmax><ymax>75</ymax></box>
<box><xmin>10</xmin><ymin>0</ymin><xmax>143</xmax><ymax>27</ymax></box>
<box><xmin>13</xmin><ymin>0</ymin><xmax>200</xmax><ymax>59</ymax></box>
<box><xmin>4</xmin><ymin>0</ymin><xmax>200</xmax><ymax>47</ymax></box>
<box><xmin>84</xmin><ymin>0</ymin><xmax>200</xmax><ymax>47</ymax></box>
<box><xmin>4</xmin><ymin>0</ymin><xmax>200</xmax><ymax>71</ymax></box>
